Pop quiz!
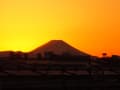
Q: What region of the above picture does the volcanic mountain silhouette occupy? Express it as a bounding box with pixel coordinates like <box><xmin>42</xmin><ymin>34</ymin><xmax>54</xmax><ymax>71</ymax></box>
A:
<box><xmin>29</xmin><ymin>40</ymin><xmax>90</xmax><ymax>57</ymax></box>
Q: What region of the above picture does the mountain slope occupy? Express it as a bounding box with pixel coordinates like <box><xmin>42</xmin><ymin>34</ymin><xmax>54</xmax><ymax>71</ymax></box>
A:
<box><xmin>29</xmin><ymin>40</ymin><xmax>90</xmax><ymax>57</ymax></box>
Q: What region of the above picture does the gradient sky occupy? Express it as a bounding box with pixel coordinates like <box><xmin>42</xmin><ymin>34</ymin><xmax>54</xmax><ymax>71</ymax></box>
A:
<box><xmin>0</xmin><ymin>0</ymin><xmax>120</xmax><ymax>56</ymax></box>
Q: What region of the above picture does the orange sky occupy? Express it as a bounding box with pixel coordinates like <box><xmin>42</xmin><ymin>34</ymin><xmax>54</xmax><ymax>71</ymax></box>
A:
<box><xmin>0</xmin><ymin>0</ymin><xmax>120</xmax><ymax>56</ymax></box>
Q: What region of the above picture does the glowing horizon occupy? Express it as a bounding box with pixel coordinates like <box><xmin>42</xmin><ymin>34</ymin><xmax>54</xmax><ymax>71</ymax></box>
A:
<box><xmin>0</xmin><ymin>0</ymin><xmax>120</xmax><ymax>56</ymax></box>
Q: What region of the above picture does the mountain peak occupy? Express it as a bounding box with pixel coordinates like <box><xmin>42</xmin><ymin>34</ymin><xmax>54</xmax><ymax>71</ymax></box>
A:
<box><xmin>49</xmin><ymin>40</ymin><xmax>64</xmax><ymax>42</ymax></box>
<box><xmin>48</xmin><ymin>40</ymin><xmax>65</xmax><ymax>44</ymax></box>
<box><xmin>29</xmin><ymin>40</ymin><xmax>90</xmax><ymax>57</ymax></box>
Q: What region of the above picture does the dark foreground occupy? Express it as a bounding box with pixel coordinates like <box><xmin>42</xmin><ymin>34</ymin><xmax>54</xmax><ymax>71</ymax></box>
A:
<box><xmin>0</xmin><ymin>75</ymin><xmax>120</xmax><ymax>90</ymax></box>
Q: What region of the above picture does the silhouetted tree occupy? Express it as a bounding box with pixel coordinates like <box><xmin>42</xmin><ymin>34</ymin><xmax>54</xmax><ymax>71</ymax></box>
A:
<box><xmin>101</xmin><ymin>53</ymin><xmax>109</xmax><ymax>61</ymax></box>
<box><xmin>102</xmin><ymin>53</ymin><xmax>107</xmax><ymax>57</ymax></box>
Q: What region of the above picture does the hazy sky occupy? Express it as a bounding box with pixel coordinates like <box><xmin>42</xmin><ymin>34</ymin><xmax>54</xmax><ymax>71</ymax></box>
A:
<box><xmin>0</xmin><ymin>0</ymin><xmax>120</xmax><ymax>56</ymax></box>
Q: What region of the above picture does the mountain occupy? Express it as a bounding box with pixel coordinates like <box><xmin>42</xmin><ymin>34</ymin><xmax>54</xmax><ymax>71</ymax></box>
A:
<box><xmin>0</xmin><ymin>51</ymin><xmax>13</xmax><ymax>58</ymax></box>
<box><xmin>0</xmin><ymin>51</ymin><xmax>25</xmax><ymax>59</ymax></box>
<box><xmin>29</xmin><ymin>40</ymin><xmax>90</xmax><ymax>57</ymax></box>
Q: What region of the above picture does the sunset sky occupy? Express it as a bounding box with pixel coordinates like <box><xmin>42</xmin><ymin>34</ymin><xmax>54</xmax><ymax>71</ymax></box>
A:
<box><xmin>0</xmin><ymin>0</ymin><xmax>120</xmax><ymax>56</ymax></box>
